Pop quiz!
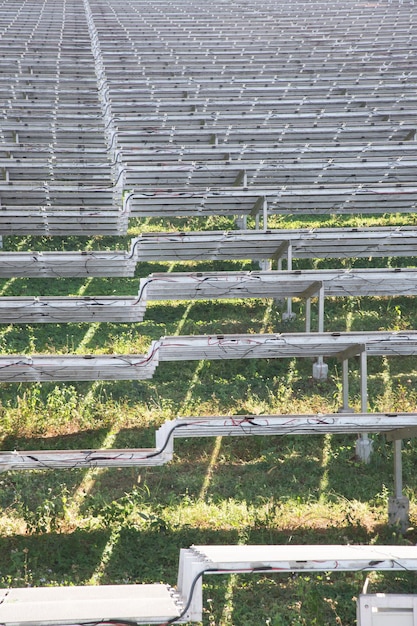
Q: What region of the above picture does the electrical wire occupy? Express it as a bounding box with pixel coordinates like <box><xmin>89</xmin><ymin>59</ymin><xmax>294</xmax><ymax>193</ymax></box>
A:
<box><xmin>159</xmin><ymin>565</ymin><xmax>287</xmax><ymax>625</ymax></box>
<box><xmin>83</xmin><ymin>618</ymin><xmax>138</xmax><ymax>626</ymax></box>
<box><xmin>156</xmin><ymin>556</ymin><xmax>416</xmax><ymax>626</ymax></box>
<box><xmin>159</xmin><ymin>568</ymin><xmax>219</xmax><ymax>626</ymax></box>
<box><xmin>144</xmin><ymin>421</ymin><xmax>190</xmax><ymax>459</ymax></box>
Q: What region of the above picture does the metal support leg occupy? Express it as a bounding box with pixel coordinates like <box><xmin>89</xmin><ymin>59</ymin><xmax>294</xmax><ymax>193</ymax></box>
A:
<box><xmin>262</xmin><ymin>197</ymin><xmax>268</xmax><ymax>230</ymax></box>
<box><xmin>360</xmin><ymin>350</ymin><xmax>368</xmax><ymax>413</ymax></box>
<box><xmin>282</xmin><ymin>244</ymin><xmax>296</xmax><ymax>322</ymax></box>
<box><xmin>235</xmin><ymin>215</ymin><xmax>247</xmax><ymax>230</ymax></box>
<box><xmin>273</xmin><ymin>259</ymin><xmax>284</xmax><ymax>303</ymax></box>
<box><xmin>388</xmin><ymin>440</ymin><xmax>409</xmax><ymax>531</ymax></box>
<box><xmin>338</xmin><ymin>358</ymin><xmax>353</xmax><ymax>413</ymax></box>
<box><xmin>305</xmin><ymin>298</ymin><xmax>311</xmax><ymax>333</ymax></box>
<box><xmin>343</xmin><ymin>359</ymin><xmax>350</xmax><ymax>410</ymax></box>
<box><xmin>312</xmin><ymin>287</ymin><xmax>327</xmax><ymax>380</ymax></box>
<box><xmin>318</xmin><ymin>286</ymin><xmax>324</xmax><ymax>333</ymax></box>
<box><xmin>394</xmin><ymin>439</ymin><xmax>403</xmax><ymax>498</ymax></box>
<box><xmin>356</xmin><ymin>350</ymin><xmax>373</xmax><ymax>463</ymax></box>
<box><xmin>312</xmin><ymin>286</ymin><xmax>328</xmax><ymax>379</ymax></box>
<box><xmin>258</xmin><ymin>259</ymin><xmax>272</xmax><ymax>271</ymax></box>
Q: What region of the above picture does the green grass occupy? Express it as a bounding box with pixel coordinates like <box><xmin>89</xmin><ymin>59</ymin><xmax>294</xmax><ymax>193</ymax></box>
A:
<box><xmin>1</xmin><ymin>216</ymin><xmax>417</xmax><ymax>624</ymax></box>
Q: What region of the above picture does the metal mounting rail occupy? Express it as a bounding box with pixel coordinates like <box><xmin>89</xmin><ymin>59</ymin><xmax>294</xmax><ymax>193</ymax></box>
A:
<box><xmin>0</xmin><ymin>295</ymin><xmax>145</xmax><ymax>324</ymax></box>
<box><xmin>138</xmin><ymin>268</ymin><xmax>417</xmax><ymax>332</ymax></box>
<box><xmin>139</xmin><ymin>267</ymin><xmax>417</xmax><ymax>300</ymax></box>
<box><xmin>130</xmin><ymin>185</ymin><xmax>417</xmax><ymax>219</ymax></box>
<box><xmin>0</xmin><ymin>446</ymin><xmax>171</xmax><ymax>471</ymax></box>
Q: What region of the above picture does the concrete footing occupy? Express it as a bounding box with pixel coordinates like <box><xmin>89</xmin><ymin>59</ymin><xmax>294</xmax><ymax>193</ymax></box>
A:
<box><xmin>355</xmin><ymin>436</ymin><xmax>373</xmax><ymax>463</ymax></box>
<box><xmin>388</xmin><ymin>496</ymin><xmax>409</xmax><ymax>533</ymax></box>
<box><xmin>282</xmin><ymin>311</ymin><xmax>297</xmax><ymax>322</ymax></box>
<box><xmin>312</xmin><ymin>361</ymin><xmax>328</xmax><ymax>380</ymax></box>
<box><xmin>258</xmin><ymin>260</ymin><xmax>272</xmax><ymax>271</ymax></box>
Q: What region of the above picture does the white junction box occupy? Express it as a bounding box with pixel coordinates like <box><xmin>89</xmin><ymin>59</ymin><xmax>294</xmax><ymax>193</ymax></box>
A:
<box><xmin>358</xmin><ymin>594</ymin><xmax>417</xmax><ymax>625</ymax></box>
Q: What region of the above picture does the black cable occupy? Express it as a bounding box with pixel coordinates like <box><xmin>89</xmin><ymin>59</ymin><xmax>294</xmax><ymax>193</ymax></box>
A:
<box><xmin>135</xmin><ymin>275</ymin><xmax>154</xmax><ymax>304</ymax></box>
<box><xmin>162</xmin><ymin>567</ymin><xmax>220</xmax><ymax>626</ymax></box>
<box><xmin>144</xmin><ymin>421</ymin><xmax>190</xmax><ymax>459</ymax></box>
<box><xmin>93</xmin><ymin>619</ymin><xmax>138</xmax><ymax>626</ymax></box>
<box><xmin>162</xmin><ymin>565</ymin><xmax>279</xmax><ymax>626</ymax></box>
<box><xmin>78</xmin><ymin>618</ymin><xmax>138</xmax><ymax>626</ymax></box>
<box><xmin>145</xmin><ymin>415</ymin><xmax>267</xmax><ymax>461</ymax></box>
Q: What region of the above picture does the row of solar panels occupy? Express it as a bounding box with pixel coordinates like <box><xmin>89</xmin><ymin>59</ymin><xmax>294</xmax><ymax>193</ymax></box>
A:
<box><xmin>2</xmin><ymin>544</ymin><xmax>417</xmax><ymax>625</ymax></box>
<box><xmin>0</xmin><ymin>411</ymin><xmax>415</xmax><ymax>470</ymax></box>
<box><xmin>0</xmin><ymin>267</ymin><xmax>415</xmax><ymax>324</ymax></box>
<box><xmin>0</xmin><ymin>227</ymin><xmax>416</xmax><ymax>276</ymax></box>
<box><xmin>0</xmin><ymin>330</ymin><xmax>415</xmax><ymax>382</ymax></box>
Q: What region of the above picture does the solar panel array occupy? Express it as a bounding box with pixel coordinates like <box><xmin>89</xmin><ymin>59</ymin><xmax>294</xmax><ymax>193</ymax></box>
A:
<box><xmin>0</xmin><ymin>0</ymin><xmax>415</xmax><ymax>233</ymax></box>
<box><xmin>0</xmin><ymin>0</ymin><xmax>417</xmax><ymax>623</ymax></box>
<box><xmin>0</xmin><ymin>0</ymin><xmax>416</xmax><ymax>482</ymax></box>
<box><xmin>91</xmin><ymin>0</ymin><xmax>417</xmax><ymax>220</ymax></box>
<box><xmin>0</xmin><ymin>0</ymin><xmax>127</xmax><ymax>234</ymax></box>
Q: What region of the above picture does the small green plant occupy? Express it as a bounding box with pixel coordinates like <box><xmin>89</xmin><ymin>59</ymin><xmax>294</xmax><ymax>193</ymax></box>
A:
<box><xmin>20</xmin><ymin>485</ymin><xmax>69</xmax><ymax>534</ymax></box>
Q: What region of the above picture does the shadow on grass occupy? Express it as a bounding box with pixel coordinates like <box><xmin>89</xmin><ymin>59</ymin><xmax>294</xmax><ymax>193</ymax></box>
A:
<box><xmin>0</xmin><ymin>529</ymin><xmax>113</xmax><ymax>586</ymax></box>
<box><xmin>2</xmin><ymin>524</ymin><xmax>416</xmax><ymax>588</ymax></box>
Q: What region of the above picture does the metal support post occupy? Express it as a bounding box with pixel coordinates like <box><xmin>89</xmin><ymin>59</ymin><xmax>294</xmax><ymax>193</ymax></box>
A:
<box><xmin>258</xmin><ymin>259</ymin><xmax>272</xmax><ymax>271</ymax></box>
<box><xmin>338</xmin><ymin>358</ymin><xmax>354</xmax><ymax>413</ymax></box>
<box><xmin>235</xmin><ymin>216</ymin><xmax>247</xmax><ymax>230</ymax></box>
<box><xmin>343</xmin><ymin>358</ymin><xmax>350</xmax><ymax>410</ymax></box>
<box><xmin>394</xmin><ymin>439</ymin><xmax>403</xmax><ymax>499</ymax></box>
<box><xmin>388</xmin><ymin>439</ymin><xmax>409</xmax><ymax>531</ymax></box>
<box><xmin>305</xmin><ymin>298</ymin><xmax>311</xmax><ymax>333</ymax></box>
<box><xmin>282</xmin><ymin>244</ymin><xmax>296</xmax><ymax>322</ymax></box>
<box><xmin>360</xmin><ymin>350</ymin><xmax>368</xmax><ymax>413</ymax></box>
<box><xmin>273</xmin><ymin>258</ymin><xmax>284</xmax><ymax>304</ymax></box>
<box><xmin>262</xmin><ymin>197</ymin><xmax>268</xmax><ymax>230</ymax></box>
<box><xmin>312</xmin><ymin>287</ymin><xmax>327</xmax><ymax>379</ymax></box>
<box><xmin>318</xmin><ymin>286</ymin><xmax>325</xmax><ymax>333</ymax></box>
<box><xmin>356</xmin><ymin>350</ymin><xmax>373</xmax><ymax>462</ymax></box>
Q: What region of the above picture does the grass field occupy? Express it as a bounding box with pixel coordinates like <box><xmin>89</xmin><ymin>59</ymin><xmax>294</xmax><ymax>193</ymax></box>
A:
<box><xmin>1</xmin><ymin>215</ymin><xmax>417</xmax><ymax>625</ymax></box>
